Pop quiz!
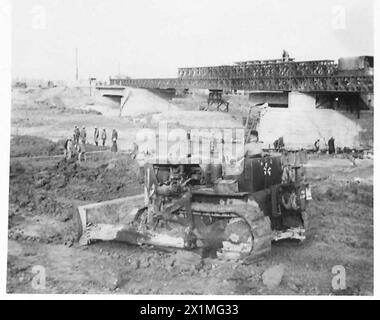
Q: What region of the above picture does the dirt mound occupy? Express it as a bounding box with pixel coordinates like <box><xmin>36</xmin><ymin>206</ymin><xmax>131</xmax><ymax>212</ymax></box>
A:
<box><xmin>38</xmin><ymin>156</ymin><xmax>142</xmax><ymax>202</ymax></box>
<box><xmin>122</xmin><ymin>88</ymin><xmax>179</xmax><ymax>117</ymax></box>
<box><xmin>9</xmin><ymin>136</ymin><xmax>141</xmax><ymax>242</ymax></box>
<box><xmin>29</xmin><ymin>86</ymin><xmax>169</xmax><ymax>118</ymax></box>
<box><xmin>33</xmin><ymin>86</ymin><xmax>113</xmax><ymax>114</ymax></box>
<box><xmin>9</xmin><ymin>150</ymin><xmax>143</xmax><ymax>245</ymax></box>
<box><xmin>10</xmin><ymin>135</ymin><xmax>63</xmax><ymax>157</ymax></box>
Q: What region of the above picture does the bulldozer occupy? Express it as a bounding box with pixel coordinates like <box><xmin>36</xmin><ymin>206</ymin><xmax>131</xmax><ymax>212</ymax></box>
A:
<box><xmin>76</xmin><ymin>115</ymin><xmax>311</xmax><ymax>260</ymax></box>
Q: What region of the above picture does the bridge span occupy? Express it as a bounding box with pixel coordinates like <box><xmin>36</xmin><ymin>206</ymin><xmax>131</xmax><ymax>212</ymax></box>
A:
<box><xmin>107</xmin><ymin>57</ymin><xmax>374</xmax><ymax>93</ymax></box>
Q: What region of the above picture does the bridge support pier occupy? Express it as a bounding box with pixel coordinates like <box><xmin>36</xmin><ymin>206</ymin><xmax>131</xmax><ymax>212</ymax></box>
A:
<box><xmin>249</xmin><ymin>91</ymin><xmax>288</xmax><ymax>107</ymax></box>
<box><xmin>248</xmin><ymin>91</ymin><xmax>317</xmax><ymax>109</ymax></box>
<box><xmin>288</xmin><ymin>91</ymin><xmax>316</xmax><ymax>110</ymax></box>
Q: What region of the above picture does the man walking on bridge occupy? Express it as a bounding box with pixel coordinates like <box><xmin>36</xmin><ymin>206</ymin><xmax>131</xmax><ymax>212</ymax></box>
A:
<box><xmin>282</xmin><ymin>49</ymin><xmax>290</xmax><ymax>62</ymax></box>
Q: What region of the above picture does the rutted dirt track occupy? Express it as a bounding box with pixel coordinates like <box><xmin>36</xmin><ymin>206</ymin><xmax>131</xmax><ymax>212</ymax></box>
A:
<box><xmin>7</xmin><ymin>87</ymin><xmax>373</xmax><ymax>295</ymax></box>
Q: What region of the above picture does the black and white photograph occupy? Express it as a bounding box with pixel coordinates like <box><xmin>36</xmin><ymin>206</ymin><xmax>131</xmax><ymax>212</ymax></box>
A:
<box><xmin>1</xmin><ymin>0</ymin><xmax>377</xmax><ymax>298</ymax></box>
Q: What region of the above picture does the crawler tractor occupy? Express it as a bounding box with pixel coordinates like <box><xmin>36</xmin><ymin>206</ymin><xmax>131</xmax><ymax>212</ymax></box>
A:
<box><xmin>77</xmin><ymin>130</ymin><xmax>311</xmax><ymax>259</ymax></box>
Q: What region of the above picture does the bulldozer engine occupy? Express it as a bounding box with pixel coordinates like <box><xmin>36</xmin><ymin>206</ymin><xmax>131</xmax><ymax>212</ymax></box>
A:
<box><xmin>77</xmin><ymin>133</ymin><xmax>311</xmax><ymax>260</ymax></box>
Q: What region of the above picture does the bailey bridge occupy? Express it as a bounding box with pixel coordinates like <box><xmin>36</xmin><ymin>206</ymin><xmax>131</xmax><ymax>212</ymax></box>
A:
<box><xmin>98</xmin><ymin>57</ymin><xmax>374</xmax><ymax>110</ymax></box>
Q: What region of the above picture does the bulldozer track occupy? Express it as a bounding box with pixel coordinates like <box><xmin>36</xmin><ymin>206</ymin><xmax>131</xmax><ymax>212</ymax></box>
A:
<box><xmin>191</xmin><ymin>202</ymin><xmax>272</xmax><ymax>258</ymax></box>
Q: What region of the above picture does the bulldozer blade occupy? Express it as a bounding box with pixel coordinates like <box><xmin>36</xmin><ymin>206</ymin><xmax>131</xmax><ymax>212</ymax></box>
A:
<box><xmin>83</xmin><ymin>223</ymin><xmax>186</xmax><ymax>248</ymax></box>
<box><xmin>77</xmin><ymin>194</ymin><xmax>186</xmax><ymax>248</ymax></box>
<box><xmin>272</xmin><ymin>227</ymin><xmax>306</xmax><ymax>242</ymax></box>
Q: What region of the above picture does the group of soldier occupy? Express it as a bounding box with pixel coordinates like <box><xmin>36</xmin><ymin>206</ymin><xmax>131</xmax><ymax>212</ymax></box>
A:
<box><xmin>64</xmin><ymin>126</ymin><xmax>119</xmax><ymax>161</ymax></box>
<box><xmin>314</xmin><ymin>137</ymin><xmax>336</xmax><ymax>154</ymax></box>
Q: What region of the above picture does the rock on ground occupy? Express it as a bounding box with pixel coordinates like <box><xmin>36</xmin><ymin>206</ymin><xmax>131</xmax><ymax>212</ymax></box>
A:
<box><xmin>262</xmin><ymin>264</ymin><xmax>285</xmax><ymax>289</ymax></box>
<box><xmin>171</xmin><ymin>250</ymin><xmax>202</xmax><ymax>272</ymax></box>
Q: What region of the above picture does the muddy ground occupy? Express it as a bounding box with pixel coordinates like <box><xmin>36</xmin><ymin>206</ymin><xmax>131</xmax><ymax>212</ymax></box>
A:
<box><xmin>7</xmin><ymin>87</ymin><xmax>373</xmax><ymax>295</ymax></box>
<box><xmin>7</xmin><ymin>138</ymin><xmax>373</xmax><ymax>295</ymax></box>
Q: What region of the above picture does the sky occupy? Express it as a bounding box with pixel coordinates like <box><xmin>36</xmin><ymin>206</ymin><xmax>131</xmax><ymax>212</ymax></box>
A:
<box><xmin>12</xmin><ymin>0</ymin><xmax>374</xmax><ymax>81</ymax></box>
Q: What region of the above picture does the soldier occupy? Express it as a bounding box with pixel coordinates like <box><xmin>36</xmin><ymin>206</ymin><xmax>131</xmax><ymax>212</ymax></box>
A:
<box><xmin>63</xmin><ymin>137</ymin><xmax>69</xmax><ymax>159</ymax></box>
<box><xmin>74</xmin><ymin>126</ymin><xmax>80</xmax><ymax>145</ymax></box>
<box><xmin>282</xmin><ymin>49</ymin><xmax>290</xmax><ymax>62</ymax></box>
<box><xmin>73</xmin><ymin>127</ymin><xmax>76</xmax><ymax>145</ymax></box>
<box><xmin>131</xmin><ymin>142</ymin><xmax>139</xmax><ymax>159</ymax></box>
<box><xmin>314</xmin><ymin>139</ymin><xmax>320</xmax><ymax>152</ymax></box>
<box><xmin>111</xmin><ymin>137</ymin><xmax>118</xmax><ymax>153</ymax></box>
<box><xmin>328</xmin><ymin>137</ymin><xmax>335</xmax><ymax>155</ymax></box>
<box><xmin>277</xmin><ymin>137</ymin><xmax>284</xmax><ymax>151</ymax></box>
<box><xmin>66</xmin><ymin>137</ymin><xmax>73</xmax><ymax>160</ymax></box>
<box><xmin>80</xmin><ymin>126</ymin><xmax>87</xmax><ymax>145</ymax></box>
<box><xmin>245</xmin><ymin>130</ymin><xmax>263</xmax><ymax>158</ymax></box>
<box><xmin>77</xmin><ymin>142</ymin><xmax>86</xmax><ymax>162</ymax></box>
<box><xmin>112</xmin><ymin>129</ymin><xmax>118</xmax><ymax>141</ymax></box>
<box><xmin>94</xmin><ymin>127</ymin><xmax>99</xmax><ymax>146</ymax></box>
<box><xmin>101</xmin><ymin>129</ymin><xmax>107</xmax><ymax>146</ymax></box>
<box><xmin>273</xmin><ymin>136</ymin><xmax>284</xmax><ymax>152</ymax></box>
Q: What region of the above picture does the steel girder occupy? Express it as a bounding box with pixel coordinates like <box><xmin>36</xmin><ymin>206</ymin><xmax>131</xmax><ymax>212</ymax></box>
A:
<box><xmin>110</xmin><ymin>75</ymin><xmax>373</xmax><ymax>93</ymax></box>
<box><xmin>177</xmin><ymin>60</ymin><xmax>337</xmax><ymax>79</ymax></box>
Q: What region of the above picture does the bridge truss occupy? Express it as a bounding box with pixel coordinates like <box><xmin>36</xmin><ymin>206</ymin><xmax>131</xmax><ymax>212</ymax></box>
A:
<box><xmin>110</xmin><ymin>59</ymin><xmax>374</xmax><ymax>93</ymax></box>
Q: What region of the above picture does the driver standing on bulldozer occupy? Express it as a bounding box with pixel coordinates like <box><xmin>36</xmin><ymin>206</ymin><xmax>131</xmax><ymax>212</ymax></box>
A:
<box><xmin>273</xmin><ymin>136</ymin><xmax>285</xmax><ymax>152</ymax></box>
<box><xmin>244</xmin><ymin>130</ymin><xmax>263</xmax><ymax>158</ymax></box>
